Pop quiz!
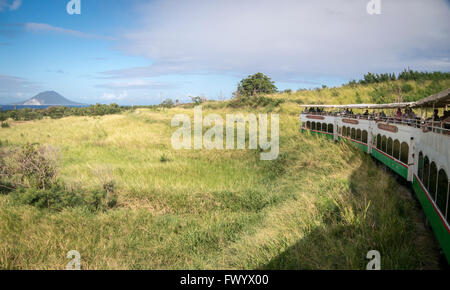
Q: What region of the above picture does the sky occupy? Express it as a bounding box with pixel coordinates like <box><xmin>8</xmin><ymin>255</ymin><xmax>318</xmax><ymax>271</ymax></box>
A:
<box><xmin>0</xmin><ymin>0</ymin><xmax>449</xmax><ymax>105</ymax></box>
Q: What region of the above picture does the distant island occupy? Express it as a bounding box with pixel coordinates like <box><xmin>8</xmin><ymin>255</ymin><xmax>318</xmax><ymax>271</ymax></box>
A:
<box><xmin>12</xmin><ymin>91</ymin><xmax>86</xmax><ymax>106</ymax></box>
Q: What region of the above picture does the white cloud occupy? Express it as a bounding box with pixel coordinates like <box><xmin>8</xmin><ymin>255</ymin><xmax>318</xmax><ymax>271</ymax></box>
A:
<box><xmin>9</xmin><ymin>0</ymin><xmax>21</xmax><ymax>10</ymax></box>
<box><xmin>0</xmin><ymin>74</ymin><xmax>42</xmax><ymax>104</ymax></box>
<box><xmin>95</xmin><ymin>79</ymin><xmax>177</xmax><ymax>90</ymax></box>
<box><xmin>0</xmin><ymin>0</ymin><xmax>21</xmax><ymax>11</ymax></box>
<box><xmin>0</xmin><ymin>74</ymin><xmax>41</xmax><ymax>94</ymax></box>
<box><xmin>110</xmin><ymin>0</ymin><xmax>450</xmax><ymax>81</ymax></box>
<box><xmin>100</xmin><ymin>91</ymin><xmax>129</xmax><ymax>101</ymax></box>
<box><xmin>24</xmin><ymin>23</ymin><xmax>115</xmax><ymax>40</ymax></box>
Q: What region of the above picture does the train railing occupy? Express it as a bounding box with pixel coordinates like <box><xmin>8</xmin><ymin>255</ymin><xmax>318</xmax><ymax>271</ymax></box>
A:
<box><xmin>300</xmin><ymin>112</ymin><xmax>450</xmax><ymax>136</ymax></box>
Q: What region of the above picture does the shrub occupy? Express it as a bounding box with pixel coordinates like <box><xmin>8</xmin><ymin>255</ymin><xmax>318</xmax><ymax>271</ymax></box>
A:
<box><xmin>0</xmin><ymin>144</ymin><xmax>59</xmax><ymax>190</ymax></box>
<box><xmin>1</xmin><ymin>122</ymin><xmax>9</xmax><ymax>128</ymax></box>
<box><xmin>90</xmin><ymin>166</ymin><xmax>118</xmax><ymax>209</ymax></box>
<box><xmin>1</xmin><ymin>145</ymin><xmax>118</xmax><ymax>211</ymax></box>
<box><xmin>401</xmin><ymin>83</ymin><xmax>413</xmax><ymax>93</ymax></box>
<box><xmin>11</xmin><ymin>183</ymin><xmax>83</xmax><ymax>211</ymax></box>
<box><xmin>190</xmin><ymin>96</ymin><xmax>206</xmax><ymax>105</ymax></box>
<box><xmin>160</xmin><ymin>154</ymin><xmax>171</xmax><ymax>163</ymax></box>
<box><xmin>228</xmin><ymin>96</ymin><xmax>284</xmax><ymax>108</ymax></box>
<box><xmin>355</xmin><ymin>92</ymin><xmax>362</xmax><ymax>103</ymax></box>
<box><xmin>160</xmin><ymin>99</ymin><xmax>175</xmax><ymax>108</ymax></box>
<box><xmin>11</xmin><ymin>184</ymin><xmax>116</xmax><ymax>212</ymax></box>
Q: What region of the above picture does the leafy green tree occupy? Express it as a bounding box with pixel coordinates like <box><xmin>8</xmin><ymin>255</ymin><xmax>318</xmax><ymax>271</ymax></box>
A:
<box><xmin>237</xmin><ymin>73</ymin><xmax>277</xmax><ymax>97</ymax></box>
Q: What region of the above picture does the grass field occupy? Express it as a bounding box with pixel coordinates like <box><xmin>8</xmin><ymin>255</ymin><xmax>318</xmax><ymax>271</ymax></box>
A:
<box><xmin>269</xmin><ymin>79</ymin><xmax>450</xmax><ymax>105</ymax></box>
<box><xmin>0</xmin><ymin>101</ymin><xmax>441</xmax><ymax>269</ymax></box>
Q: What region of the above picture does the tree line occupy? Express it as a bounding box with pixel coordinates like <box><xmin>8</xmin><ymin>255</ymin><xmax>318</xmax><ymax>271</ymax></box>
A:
<box><xmin>0</xmin><ymin>103</ymin><xmax>123</xmax><ymax>122</ymax></box>
<box><xmin>348</xmin><ymin>69</ymin><xmax>450</xmax><ymax>85</ymax></box>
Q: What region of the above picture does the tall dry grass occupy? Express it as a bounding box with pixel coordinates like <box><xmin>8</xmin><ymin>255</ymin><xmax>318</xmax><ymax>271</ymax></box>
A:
<box><xmin>0</xmin><ymin>103</ymin><xmax>440</xmax><ymax>269</ymax></box>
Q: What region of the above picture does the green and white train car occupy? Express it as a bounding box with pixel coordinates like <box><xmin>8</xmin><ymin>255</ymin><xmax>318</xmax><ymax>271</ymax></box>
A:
<box><xmin>299</xmin><ymin>88</ymin><xmax>450</xmax><ymax>263</ymax></box>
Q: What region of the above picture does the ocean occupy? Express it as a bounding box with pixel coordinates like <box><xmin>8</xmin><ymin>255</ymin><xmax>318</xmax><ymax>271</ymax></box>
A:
<box><xmin>0</xmin><ymin>105</ymin><xmax>90</xmax><ymax>111</ymax></box>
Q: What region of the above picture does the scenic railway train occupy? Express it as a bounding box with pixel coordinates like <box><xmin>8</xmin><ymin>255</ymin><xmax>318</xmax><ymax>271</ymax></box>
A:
<box><xmin>299</xmin><ymin>88</ymin><xmax>450</xmax><ymax>263</ymax></box>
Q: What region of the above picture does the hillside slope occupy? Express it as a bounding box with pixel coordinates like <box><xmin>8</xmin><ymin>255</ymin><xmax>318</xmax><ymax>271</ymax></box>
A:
<box><xmin>0</xmin><ymin>101</ymin><xmax>441</xmax><ymax>269</ymax></box>
<box><xmin>269</xmin><ymin>78</ymin><xmax>450</xmax><ymax>105</ymax></box>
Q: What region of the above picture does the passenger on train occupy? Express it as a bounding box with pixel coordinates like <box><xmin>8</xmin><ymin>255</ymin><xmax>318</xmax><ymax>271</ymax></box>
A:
<box><xmin>402</xmin><ymin>107</ymin><xmax>418</xmax><ymax>126</ymax></box>
<box><xmin>432</xmin><ymin>109</ymin><xmax>440</xmax><ymax>122</ymax></box>
<box><xmin>442</xmin><ymin>111</ymin><xmax>450</xmax><ymax>132</ymax></box>
<box><xmin>440</xmin><ymin>110</ymin><xmax>449</xmax><ymax>121</ymax></box>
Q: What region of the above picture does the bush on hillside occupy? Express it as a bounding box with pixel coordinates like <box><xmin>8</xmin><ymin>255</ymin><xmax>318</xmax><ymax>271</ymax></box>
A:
<box><xmin>190</xmin><ymin>96</ymin><xmax>206</xmax><ymax>105</ymax></box>
<box><xmin>0</xmin><ymin>144</ymin><xmax>117</xmax><ymax>211</ymax></box>
<box><xmin>160</xmin><ymin>99</ymin><xmax>175</xmax><ymax>108</ymax></box>
<box><xmin>11</xmin><ymin>183</ymin><xmax>116</xmax><ymax>212</ymax></box>
<box><xmin>227</xmin><ymin>95</ymin><xmax>284</xmax><ymax>109</ymax></box>
<box><xmin>0</xmin><ymin>144</ymin><xmax>59</xmax><ymax>190</ymax></box>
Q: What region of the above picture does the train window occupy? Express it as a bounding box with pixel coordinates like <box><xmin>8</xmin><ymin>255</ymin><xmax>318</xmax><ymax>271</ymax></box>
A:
<box><xmin>436</xmin><ymin>169</ymin><xmax>448</xmax><ymax>217</ymax></box>
<box><xmin>429</xmin><ymin>162</ymin><xmax>438</xmax><ymax>200</ymax></box>
<box><xmin>423</xmin><ymin>157</ymin><xmax>430</xmax><ymax>190</ymax></box>
<box><xmin>322</xmin><ymin>123</ymin><xmax>327</xmax><ymax>132</ymax></box>
<box><xmin>328</xmin><ymin>124</ymin><xmax>333</xmax><ymax>134</ymax></box>
<box><xmin>418</xmin><ymin>152</ymin><xmax>424</xmax><ymax>180</ymax></box>
<box><xmin>356</xmin><ymin>129</ymin><xmax>361</xmax><ymax>141</ymax></box>
<box><xmin>362</xmin><ymin>130</ymin><xmax>368</xmax><ymax>144</ymax></box>
<box><xmin>387</xmin><ymin>138</ymin><xmax>393</xmax><ymax>156</ymax></box>
<box><xmin>382</xmin><ymin>136</ymin><xmax>387</xmax><ymax>152</ymax></box>
<box><xmin>400</xmin><ymin>142</ymin><xmax>409</xmax><ymax>164</ymax></box>
<box><xmin>347</xmin><ymin>127</ymin><xmax>351</xmax><ymax>138</ymax></box>
<box><xmin>393</xmin><ymin>140</ymin><xmax>400</xmax><ymax>160</ymax></box>
<box><xmin>351</xmin><ymin>128</ymin><xmax>356</xmax><ymax>140</ymax></box>
<box><xmin>312</xmin><ymin>122</ymin><xmax>316</xmax><ymax>130</ymax></box>
<box><xmin>376</xmin><ymin>134</ymin><xmax>381</xmax><ymax>149</ymax></box>
<box><xmin>307</xmin><ymin>121</ymin><xmax>311</xmax><ymax>129</ymax></box>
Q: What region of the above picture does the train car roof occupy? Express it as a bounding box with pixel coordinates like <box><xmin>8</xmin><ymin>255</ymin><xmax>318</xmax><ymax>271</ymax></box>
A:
<box><xmin>412</xmin><ymin>88</ymin><xmax>450</xmax><ymax>108</ymax></box>
<box><xmin>299</xmin><ymin>88</ymin><xmax>450</xmax><ymax>109</ymax></box>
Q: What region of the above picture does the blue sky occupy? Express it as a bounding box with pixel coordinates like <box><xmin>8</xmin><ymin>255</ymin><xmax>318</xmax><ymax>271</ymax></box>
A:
<box><xmin>0</xmin><ymin>0</ymin><xmax>449</xmax><ymax>105</ymax></box>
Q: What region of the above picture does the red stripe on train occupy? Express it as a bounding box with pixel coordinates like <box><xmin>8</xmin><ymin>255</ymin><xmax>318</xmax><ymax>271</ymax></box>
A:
<box><xmin>373</xmin><ymin>147</ymin><xmax>408</xmax><ymax>168</ymax></box>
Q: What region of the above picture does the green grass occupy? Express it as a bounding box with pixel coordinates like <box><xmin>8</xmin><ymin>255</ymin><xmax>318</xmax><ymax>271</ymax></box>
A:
<box><xmin>0</xmin><ymin>100</ymin><xmax>441</xmax><ymax>269</ymax></box>
<box><xmin>269</xmin><ymin>79</ymin><xmax>450</xmax><ymax>105</ymax></box>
